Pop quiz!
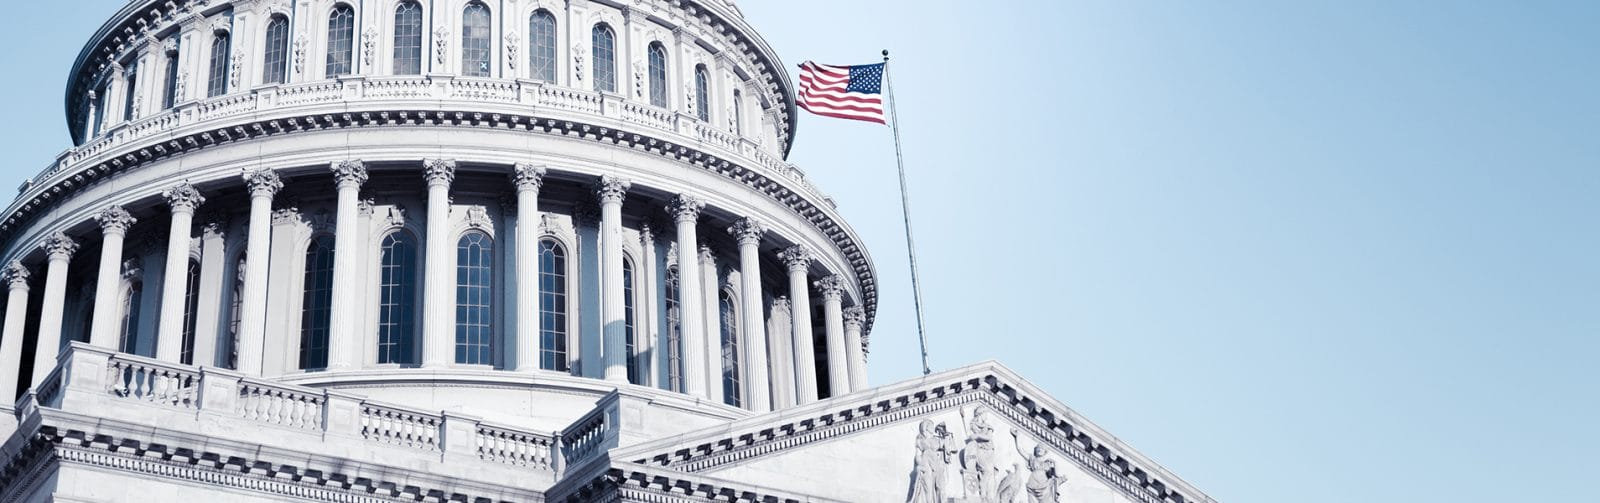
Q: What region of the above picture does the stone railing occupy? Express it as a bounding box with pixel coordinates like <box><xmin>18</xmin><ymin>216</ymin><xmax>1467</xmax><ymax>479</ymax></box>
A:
<box><xmin>41</xmin><ymin>342</ymin><xmax>560</xmax><ymax>476</ymax></box>
<box><xmin>558</xmin><ymin>393</ymin><xmax>617</xmax><ymax>471</ymax></box>
<box><xmin>32</xmin><ymin>76</ymin><xmax>818</xmax><ymax>202</ymax></box>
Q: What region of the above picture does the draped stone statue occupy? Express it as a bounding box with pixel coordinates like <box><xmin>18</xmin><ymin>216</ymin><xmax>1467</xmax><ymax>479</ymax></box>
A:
<box><xmin>959</xmin><ymin>406</ymin><xmax>1001</xmax><ymax>501</ymax></box>
<box><xmin>1012</xmin><ymin>429</ymin><xmax>1067</xmax><ymax>502</ymax></box>
<box><xmin>908</xmin><ymin>419</ymin><xmax>958</xmax><ymax>503</ymax></box>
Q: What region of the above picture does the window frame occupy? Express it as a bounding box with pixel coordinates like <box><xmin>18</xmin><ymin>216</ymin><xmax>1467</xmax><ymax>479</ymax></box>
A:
<box><xmin>460</xmin><ymin>2</ymin><xmax>494</xmax><ymax>77</ymax></box>
<box><xmin>719</xmin><ymin>288</ymin><xmax>742</xmax><ymax>407</ymax></box>
<box><xmin>537</xmin><ymin>237</ymin><xmax>571</xmax><ymax>372</ymax></box>
<box><xmin>454</xmin><ymin>231</ymin><xmax>496</xmax><ymax>365</ymax></box>
<box><xmin>325</xmin><ymin>4</ymin><xmax>357</xmax><ymax>78</ymax></box>
<box><xmin>592</xmin><ymin>23</ymin><xmax>617</xmax><ymax>93</ymax></box>
<box><xmin>377</xmin><ymin>230</ymin><xmax>421</xmax><ymax>365</ymax></box>
<box><xmin>207</xmin><ymin>32</ymin><xmax>231</xmax><ymax>98</ymax></box>
<box><xmin>392</xmin><ymin>1</ymin><xmax>425</xmax><ymax>75</ymax></box>
<box><xmin>298</xmin><ymin>234</ymin><xmax>336</xmax><ymax>370</ymax></box>
<box><xmin>528</xmin><ymin>9</ymin><xmax>558</xmax><ymax>82</ymax></box>
<box><xmin>647</xmin><ymin>42</ymin><xmax>669</xmax><ymax>108</ymax></box>
<box><xmin>262</xmin><ymin>15</ymin><xmax>291</xmax><ymax>84</ymax></box>
<box><xmin>694</xmin><ymin>65</ymin><xmax>711</xmax><ymax>123</ymax></box>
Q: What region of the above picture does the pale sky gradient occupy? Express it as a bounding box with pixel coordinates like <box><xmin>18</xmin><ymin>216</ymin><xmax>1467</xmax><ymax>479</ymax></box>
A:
<box><xmin>2</xmin><ymin>2</ymin><xmax>1596</xmax><ymax>502</ymax></box>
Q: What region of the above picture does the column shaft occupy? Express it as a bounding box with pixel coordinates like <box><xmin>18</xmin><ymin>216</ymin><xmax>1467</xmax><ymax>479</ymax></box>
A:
<box><xmin>782</xmin><ymin>246</ymin><xmax>818</xmax><ymax>404</ymax></box>
<box><xmin>422</xmin><ymin>160</ymin><xmax>456</xmax><ymax>368</ymax></box>
<box><xmin>638</xmin><ymin>226</ymin><xmax>659</xmax><ymax>387</ymax></box>
<box><xmin>597</xmin><ymin>176</ymin><xmax>631</xmax><ymax>382</ymax></box>
<box><xmin>35</xmin><ymin>235</ymin><xmax>77</xmax><ymax>384</ymax></box>
<box><xmin>818</xmin><ymin>276</ymin><xmax>849</xmax><ymax>397</ymax></box>
<box><xmin>669</xmin><ymin>196</ymin><xmax>708</xmax><ymax>398</ymax></box>
<box><xmin>237</xmin><ymin>170</ymin><xmax>281</xmax><ymax>375</ymax></box>
<box><xmin>156</xmin><ymin>183</ymin><xmax>203</xmax><ymax>362</ymax></box>
<box><xmin>700</xmin><ymin>248</ymin><xmax>723</xmax><ymax>404</ymax></box>
<box><xmin>512</xmin><ymin>165</ymin><xmax>545</xmax><ymax>372</ymax></box>
<box><xmin>89</xmin><ymin>206</ymin><xmax>134</xmax><ymax>349</ymax></box>
<box><xmin>843</xmin><ymin>307</ymin><xmax>868</xmax><ymax>392</ymax></box>
<box><xmin>0</xmin><ymin>264</ymin><xmax>31</xmax><ymax>400</ymax></box>
<box><xmin>732</xmin><ymin>218</ymin><xmax>771</xmax><ymax>411</ymax></box>
<box><xmin>326</xmin><ymin>170</ymin><xmax>363</xmax><ymax>370</ymax></box>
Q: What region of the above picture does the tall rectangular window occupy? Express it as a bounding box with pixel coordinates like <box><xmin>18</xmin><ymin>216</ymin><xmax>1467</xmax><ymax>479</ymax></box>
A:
<box><xmin>455</xmin><ymin>232</ymin><xmax>494</xmax><ymax>365</ymax></box>
<box><xmin>163</xmin><ymin>43</ymin><xmax>181</xmax><ymax>108</ymax></box>
<box><xmin>326</xmin><ymin>6</ymin><xmax>355</xmax><ymax>77</ymax></box>
<box><xmin>122</xmin><ymin>63</ymin><xmax>138</xmax><ymax>121</ymax></box>
<box><xmin>461</xmin><ymin>3</ymin><xmax>493</xmax><ymax>77</ymax></box>
<box><xmin>378</xmin><ymin>232</ymin><xmax>419</xmax><ymax>365</ymax></box>
<box><xmin>624</xmin><ymin>258</ymin><xmax>638</xmax><ymax>384</ymax></box>
<box><xmin>262</xmin><ymin>16</ymin><xmax>290</xmax><ymax>84</ymax></box>
<box><xmin>665</xmin><ymin>266</ymin><xmax>682</xmax><ymax>392</ymax></box>
<box><xmin>299</xmin><ymin>236</ymin><xmax>335</xmax><ymax>369</ymax></box>
<box><xmin>529</xmin><ymin>10</ymin><xmax>557</xmax><ymax>82</ymax></box>
<box><xmin>393</xmin><ymin>2</ymin><xmax>424</xmax><ymax>74</ymax></box>
<box><xmin>538</xmin><ymin>239</ymin><xmax>570</xmax><ymax>372</ymax></box>
<box><xmin>592</xmin><ymin>24</ymin><xmax>616</xmax><ymax>93</ymax></box>
<box><xmin>207</xmin><ymin>34</ymin><xmax>231</xmax><ymax>97</ymax></box>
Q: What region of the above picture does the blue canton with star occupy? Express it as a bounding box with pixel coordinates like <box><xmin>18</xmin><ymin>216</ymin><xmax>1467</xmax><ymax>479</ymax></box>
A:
<box><xmin>847</xmin><ymin>64</ymin><xmax>885</xmax><ymax>94</ymax></box>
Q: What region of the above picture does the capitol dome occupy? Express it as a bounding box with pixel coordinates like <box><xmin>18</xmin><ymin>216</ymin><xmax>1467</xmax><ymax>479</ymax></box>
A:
<box><xmin>0</xmin><ymin>2</ymin><xmax>1213</xmax><ymax>502</ymax></box>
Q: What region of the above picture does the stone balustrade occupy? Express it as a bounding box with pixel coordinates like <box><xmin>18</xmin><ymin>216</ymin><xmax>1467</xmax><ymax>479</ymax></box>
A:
<box><xmin>22</xmin><ymin>76</ymin><xmax>820</xmax><ymax>205</ymax></box>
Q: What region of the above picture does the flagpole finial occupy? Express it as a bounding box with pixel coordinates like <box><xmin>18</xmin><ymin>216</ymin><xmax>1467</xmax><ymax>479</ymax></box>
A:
<box><xmin>882</xmin><ymin>49</ymin><xmax>890</xmax><ymax>61</ymax></box>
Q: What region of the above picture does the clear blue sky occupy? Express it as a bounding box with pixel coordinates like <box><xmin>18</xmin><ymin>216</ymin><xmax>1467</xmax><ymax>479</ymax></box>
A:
<box><xmin>3</xmin><ymin>1</ymin><xmax>1596</xmax><ymax>501</ymax></box>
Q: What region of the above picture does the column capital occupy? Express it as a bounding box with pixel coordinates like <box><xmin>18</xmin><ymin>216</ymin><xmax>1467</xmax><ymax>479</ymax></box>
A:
<box><xmin>594</xmin><ymin>175</ymin><xmax>632</xmax><ymax>206</ymax></box>
<box><xmin>779</xmin><ymin>245</ymin><xmax>811</xmax><ymax>274</ymax></box>
<box><xmin>814</xmin><ymin>274</ymin><xmax>845</xmax><ymax>301</ymax></box>
<box><xmin>94</xmin><ymin>205</ymin><xmax>137</xmax><ymax>237</ymax></box>
<box><xmin>667</xmin><ymin>195</ymin><xmax>705</xmax><ymax>224</ymax></box>
<box><xmin>512</xmin><ymin>163</ymin><xmax>547</xmax><ymax>192</ymax></box>
<box><xmin>698</xmin><ymin>244</ymin><xmax>716</xmax><ymax>266</ymax></box>
<box><xmin>2</xmin><ymin>261</ymin><xmax>29</xmax><ymax>291</ymax></box>
<box><xmin>639</xmin><ymin>222</ymin><xmax>659</xmax><ymax>246</ymax></box>
<box><xmin>843</xmin><ymin>306</ymin><xmax>866</xmax><ymax>330</ymax></box>
<box><xmin>423</xmin><ymin>159</ymin><xmax>456</xmax><ymax>187</ymax></box>
<box><xmin>243</xmin><ymin>168</ymin><xmax>284</xmax><ymax>198</ymax></box>
<box><xmin>43</xmin><ymin>233</ymin><xmax>80</xmax><ymax>262</ymax></box>
<box><xmin>163</xmin><ymin>182</ymin><xmax>206</xmax><ymax>214</ymax></box>
<box><xmin>331</xmin><ymin>159</ymin><xmax>370</xmax><ymax>189</ymax></box>
<box><xmin>728</xmin><ymin>217</ymin><xmax>766</xmax><ymax>247</ymax></box>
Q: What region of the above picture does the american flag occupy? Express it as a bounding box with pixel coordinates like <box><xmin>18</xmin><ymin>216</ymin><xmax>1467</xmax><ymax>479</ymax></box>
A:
<box><xmin>797</xmin><ymin>61</ymin><xmax>887</xmax><ymax>125</ymax></box>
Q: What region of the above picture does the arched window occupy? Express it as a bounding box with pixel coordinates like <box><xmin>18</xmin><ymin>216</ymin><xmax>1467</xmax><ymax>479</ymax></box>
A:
<box><xmin>393</xmin><ymin>1</ymin><xmax>424</xmax><ymax>74</ymax></box>
<box><xmin>732</xmin><ymin>88</ymin><xmax>743</xmax><ymax>134</ymax></box>
<box><xmin>694</xmin><ymin>65</ymin><xmax>710</xmax><ymax>122</ymax></box>
<box><xmin>623</xmin><ymin>256</ymin><xmax>638</xmax><ymax>384</ymax></box>
<box><xmin>122</xmin><ymin>62</ymin><xmax>139</xmax><ymax>121</ymax></box>
<box><xmin>719</xmin><ymin>289</ymin><xmax>741</xmax><ymax>407</ymax></box>
<box><xmin>163</xmin><ymin>41</ymin><xmax>181</xmax><ymax>108</ymax></box>
<box><xmin>92</xmin><ymin>84</ymin><xmax>108</xmax><ymax>136</ymax></box>
<box><xmin>299</xmin><ymin>235</ymin><xmax>336</xmax><ymax>370</ymax></box>
<box><xmin>664</xmin><ymin>266</ymin><xmax>682</xmax><ymax>392</ymax></box>
<box><xmin>461</xmin><ymin>2</ymin><xmax>493</xmax><ymax>77</ymax></box>
<box><xmin>227</xmin><ymin>253</ymin><xmax>246</xmax><ymax>369</ymax></box>
<box><xmin>262</xmin><ymin>15</ymin><xmax>290</xmax><ymax>84</ymax></box>
<box><xmin>378</xmin><ymin>231</ymin><xmax>419</xmax><ymax>365</ymax></box>
<box><xmin>119</xmin><ymin>281</ymin><xmax>143</xmax><ymax>354</ymax></box>
<box><xmin>592</xmin><ymin>24</ymin><xmax>616</xmax><ymax>93</ymax></box>
<box><xmin>456</xmin><ymin>232</ymin><xmax>494</xmax><ymax>365</ymax></box>
<box><xmin>208</xmin><ymin>33</ymin><xmax>230</xmax><ymax>97</ymax></box>
<box><xmin>648</xmin><ymin>43</ymin><xmax>668</xmax><ymax>108</ymax></box>
<box><xmin>326</xmin><ymin>5</ymin><xmax>356</xmax><ymax>77</ymax></box>
<box><xmin>528</xmin><ymin>10</ymin><xmax>557</xmax><ymax>82</ymax></box>
<box><xmin>179</xmin><ymin>260</ymin><xmax>202</xmax><ymax>365</ymax></box>
<box><xmin>537</xmin><ymin>238</ymin><xmax>569</xmax><ymax>371</ymax></box>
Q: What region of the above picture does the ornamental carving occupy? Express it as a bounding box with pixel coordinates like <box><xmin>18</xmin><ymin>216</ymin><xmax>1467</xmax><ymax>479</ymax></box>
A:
<box><xmin>814</xmin><ymin>274</ymin><xmax>845</xmax><ymax>300</ymax></box>
<box><xmin>330</xmin><ymin>159</ymin><xmax>369</xmax><ymax>188</ymax></box>
<box><xmin>505</xmin><ymin>32</ymin><xmax>520</xmax><ymax>70</ymax></box>
<box><xmin>423</xmin><ymin>159</ymin><xmax>457</xmax><ymax>186</ymax></box>
<box><xmin>272</xmin><ymin>207</ymin><xmax>304</xmax><ymax>226</ymax></box>
<box><xmin>175</xmin><ymin>69</ymin><xmax>189</xmax><ymax>100</ymax></box>
<box><xmin>121</xmin><ymin>257</ymin><xmax>143</xmax><ymax>281</ymax></box>
<box><xmin>162</xmin><ymin>38</ymin><xmax>178</xmax><ymax>55</ymax></box>
<box><xmin>43</xmin><ymin>232</ymin><xmax>80</xmax><ymax>261</ymax></box>
<box><xmin>778</xmin><ymin>245</ymin><xmax>810</xmax><ymax>273</ymax></box>
<box><xmin>385</xmin><ymin>205</ymin><xmax>407</xmax><ymax>227</ymax></box>
<box><xmin>243</xmin><ymin>168</ymin><xmax>284</xmax><ymax>198</ymax></box>
<box><xmin>666</xmin><ymin>195</ymin><xmax>704</xmax><ymax>224</ymax></box>
<box><xmin>594</xmin><ymin>175</ymin><xmax>631</xmax><ymax>205</ymax></box>
<box><xmin>728</xmin><ymin>217</ymin><xmax>765</xmax><ymax>246</ymax></box>
<box><xmin>633</xmin><ymin>60</ymin><xmax>646</xmax><ymax>98</ymax></box>
<box><xmin>465</xmin><ymin>206</ymin><xmax>492</xmax><ymax>230</ymax></box>
<box><xmin>94</xmin><ymin>205</ymin><xmax>137</xmax><ymax>236</ymax></box>
<box><xmin>2</xmin><ymin>261</ymin><xmax>30</xmax><ymax>290</ymax></box>
<box><xmin>209</xmin><ymin>18</ymin><xmax>231</xmax><ymax>35</ymax></box>
<box><xmin>361</xmin><ymin>28</ymin><xmax>378</xmax><ymax>68</ymax></box>
<box><xmin>230</xmin><ymin>49</ymin><xmax>244</xmax><ymax>89</ymax></box>
<box><xmin>163</xmin><ymin>182</ymin><xmax>206</xmax><ymax>214</ymax></box>
<box><xmin>572</xmin><ymin>44</ymin><xmax>586</xmax><ymax>83</ymax></box>
<box><xmin>511</xmin><ymin>163</ymin><xmax>547</xmax><ymax>192</ymax></box>
<box><xmin>433</xmin><ymin>27</ymin><xmax>450</xmax><ymax>66</ymax></box>
<box><xmin>908</xmin><ymin>418</ymin><xmax>959</xmax><ymax>503</ymax></box>
<box><xmin>292</xmin><ymin>35</ymin><xmax>308</xmax><ymax>75</ymax></box>
<box><xmin>907</xmin><ymin>407</ymin><xmax>1071</xmax><ymax>503</ymax></box>
<box><xmin>843</xmin><ymin>306</ymin><xmax>866</xmax><ymax>330</ymax></box>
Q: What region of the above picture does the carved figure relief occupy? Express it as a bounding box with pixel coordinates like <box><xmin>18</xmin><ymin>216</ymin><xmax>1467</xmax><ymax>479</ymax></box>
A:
<box><xmin>907</xmin><ymin>407</ymin><xmax>1072</xmax><ymax>503</ymax></box>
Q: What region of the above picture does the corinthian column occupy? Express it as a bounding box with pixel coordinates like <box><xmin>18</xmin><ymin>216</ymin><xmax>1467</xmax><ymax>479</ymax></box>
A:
<box><xmin>512</xmin><ymin>164</ymin><xmax>546</xmax><ymax>372</ymax></box>
<box><xmin>236</xmin><ymin>169</ymin><xmax>282</xmax><ymax>375</ymax></box>
<box><xmin>0</xmin><ymin>263</ymin><xmax>31</xmax><ymax>400</ymax></box>
<box><xmin>843</xmin><ymin>306</ymin><xmax>868</xmax><ymax>392</ymax></box>
<box><xmin>816</xmin><ymin>274</ymin><xmax>849</xmax><ymax>397</ymax></box>
<box><xmin>596</xmin><ymin>176</ymin><xmax>632</xmax><ymax>383</ymax></box>
<box><xmin>421</xmin><ymin>159</ymin><xmax>456</xmax><ymax>368</ymax></box>
<box><xmin>34</xmin><ymin>233</ymin><xmax>79</xmax><ymax>383</ymax></box>
<box><xmin>156</xmin><ymin>183</ymin><xmax>203</xmax><ymax>362</ymax></box>
<box><xmin>89</xmin><ymin>206</ymin><xmax>136</xmax><ymax>349</ymax></box>
<box><xmin>668</xmin><ymin>195</ymin><xmax>708</xmax><ymax>398</ymax></box>
<box><xmin>326</xmin><ymin>160</ymin><xmax>368</xmax><ymax>370</ymax></box>
<box><xmin>779</xmin><ymin>245</ymin><xmax>818</xmax><ymax>404</ymax></box>
<box><xmin>729</xmin><ymin>218</ymin><xmax>771</xmax><ymax>411</ymax></box>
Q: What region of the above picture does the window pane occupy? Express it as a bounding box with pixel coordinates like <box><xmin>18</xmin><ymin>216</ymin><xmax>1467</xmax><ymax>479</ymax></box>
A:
<box><xmin>208</xmin><ymin>34</ymin><xmax>230</xmax><ymax>97</ymax></box>
<box><xmin>665</xmin><ymin>266</ymin><xmax>682</xmax><ymax>392</ymax></box>
<box><xmin>455</xmin><ymin>232</ymin><xmax>494</xmax><ymax>364</ymax></box>
<box><xmin>720</xmin><ymin>290</ymin><xmax>741</xmax><ymax>407</ymax></box>
<box><xmin>529</xmin><ymin>11</ymin><xmax>557</xmax><ymax>82</ymax></box>
<box><xmin>299</xmin><ymin>236</ymin><xmax>336</xmax><ymax>369</ymax></box>
<box><xmin>163</xmin><ymin>41</ymin><xmax>181</xmax><ymax>108</ymax></box>
<box><xmin>120</xmin><ymin>282</ymin><xmax>143</xmax><ymax>354</ymax></box>
<box><xmin>461</xmin><ymin>3</ymin><xmax>493</xmax><ymax>77</ymax></box>
<box><xmin>122</xmin><ymin>63</ymin><xmax>139</xmax><ymax>121</ymax></box>
<box><xmin>538</xmin><ymin>239</ymin><xmax>569</xmax><ymax>371</ymax></box>
<box><xmin>378</xmin><ymin>232</ymin><xmax>419</xmax><ymax>364</ymax></box>
<box><xmin>180</xmin><ymin>260</ymin><xmax>201</xmax><ymax>365</ymax></box>
<box><xmin>648</xmin><ymin>44</ymin><xmax>668</xmax><ymax>108</ymax></box>
<box><xmin>624</xmin><ymin>258</ymin><xmax>638</xmax><ymax>384</ymax></box>
<box><xmin>263</xmin><ymin>16</ymin><xmax>290</xmax><ymax>84</ymax></box>
<box><xmin>695</xmin><ymin>67</ymin><xmax>710</xmax><ymax>122</ymax></box>
<box><xmin>592</xmin><ymin>24</ymin><xmax>615</xmax><ymax>93</ymax></box>
<box><xmin>393</xmin><ymin>2</ymin><xmax>423</xmax><ymax>74</ymax></box>
<box><xmin>326</xmin><ymin>5</ymin><xmax>355</xmax><ymax>77</ymax></box>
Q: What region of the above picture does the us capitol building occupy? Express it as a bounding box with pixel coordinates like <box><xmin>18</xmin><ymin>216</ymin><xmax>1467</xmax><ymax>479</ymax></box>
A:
<box><xmin>0</xmin><ymin>1</ymin><xmax>1215</xmax><ymax>502</ymax></box>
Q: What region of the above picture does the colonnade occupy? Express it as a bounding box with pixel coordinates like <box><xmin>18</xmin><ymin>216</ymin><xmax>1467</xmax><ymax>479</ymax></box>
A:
<box><xmin>0</xmin><ymin>161</ymin><xmax>871</xmax><ymax>412</ymax></box>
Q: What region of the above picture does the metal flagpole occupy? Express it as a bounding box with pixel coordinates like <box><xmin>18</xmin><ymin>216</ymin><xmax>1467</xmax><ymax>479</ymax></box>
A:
<box><xmin>881</xmin><ymin>50</ymin><xmax>932</xmax><ymax>376</ymax></box>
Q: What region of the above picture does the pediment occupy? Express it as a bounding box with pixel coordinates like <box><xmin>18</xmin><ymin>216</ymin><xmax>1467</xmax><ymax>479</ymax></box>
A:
<box><xmin>608</xmin><ymin>362</ymin><xmax>1213</xmax><ymax>503</ymax></box>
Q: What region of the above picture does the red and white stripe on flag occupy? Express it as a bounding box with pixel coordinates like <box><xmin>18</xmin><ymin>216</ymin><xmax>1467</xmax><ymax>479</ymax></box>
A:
<box><xmin>797</xmin><ymin>61</ymin><xmax>887</xmax><ymax>125</ymax></box>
